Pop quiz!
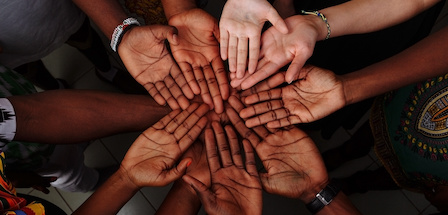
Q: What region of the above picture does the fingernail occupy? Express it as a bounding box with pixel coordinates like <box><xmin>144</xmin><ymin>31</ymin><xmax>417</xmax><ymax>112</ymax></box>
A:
<box><xmin>187</xmin><ymin>160</ymin><xmax>192</xmax><ymax>167</ymax></box>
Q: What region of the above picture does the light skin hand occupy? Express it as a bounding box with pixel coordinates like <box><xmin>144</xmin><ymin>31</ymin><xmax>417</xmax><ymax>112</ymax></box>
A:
<box><xmin>118</xmin><ymin>25</ymin><xmax>194</xmax><ymax>110</ymax></box>
<box><xmin>239</xmin><ymin>65</ymin><xmax>345</xmax><ymax>128</ymax></box>
<box><xmin>168</xmin><ymin>8</ymin><xmax>229</xmax><ymax>114</ymax></box>
<box><xmin>183</xmin><ymin>122</ymin><xmax>263</xmax><ymax>215</ymax></box>
<box><xmin>226</xmin><ymin>96</ymin><xmax>328</xmax><ymax>202</ymax></box>
<box><xmin>220</xmin><ymin>0</ymin><xmax>288</xmax><ymax>78</ymax></box>
<box><xmin>120</xmin><ymin>103</ymin><xmax>209</xmax><ymax>187</ymax></box>
<box><xmin>233</xmin><ymin>15</ymin><xmax>321</xmax><ymax>89</ymax></box>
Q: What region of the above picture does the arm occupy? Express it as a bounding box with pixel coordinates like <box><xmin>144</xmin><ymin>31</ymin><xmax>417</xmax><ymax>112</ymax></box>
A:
<box><xmin>235</xmin><ymin>0</ymin><xmax>441</xmax><ymax>88</ymax></box>
<box><xmin>342</xmin><ymin>25</ymin><xmax>448</xmax><ymax>105</ymax></box>
<box><xmin>74</xmin><ymin>103</ymin><xmax>209</xmax><ymax>214</ymax></box>
<box><xmin>9</xmin><ymin>89</ymin><xmax>170</xmax><ymax>144</ymax></box>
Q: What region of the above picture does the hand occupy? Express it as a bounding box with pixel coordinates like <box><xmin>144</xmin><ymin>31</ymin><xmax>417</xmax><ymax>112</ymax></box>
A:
<box><xmin>220</xmin><ymin>0</ymin><xmax>288</xmax><ymax>78</ymax></box>
<box><xmin>168</xmin><ymin>9</ymin><xmax>229</xmax><ymax>114</ymax></box>
<box><xmin>232</xmin><ymin>15</ymin><xmax>320</xmax><ymax>89</ymax></box>
<box><xmin>7</xmin><ymin>171</ymin><xmax>57</xmax><ymax>194</ymax></box>
<box><xmin>182</xmin><ymin>140</ymin><xmax>210</xmax><ymax>188</ymax></box>
<box><xmin>118</xmin><ymin>25</ymin><xmax>194</xmax><ymax>110</ymax></box>
<box><xmin>183</xmin><ymin>122</ymin><xmax>263</xmax><ymax>215</ymax></box>
<box><xmin>226</xmin><ymin>95</ymin><xmax>328</xmax><ymax>202</ymax></box>
<box><xmin>425</xmin><ymin>186</ymin><xmax>448</xmax><ymax>212</ymax></box>
<box><xmin>120</xmin><ymin>103</ymin><xmax>209</xmax><ymax>187</ymax></box>
<box><xmin>239</xmin><ymin>65</ymin><xmax>345</xmax><ymax>128</ymax></box>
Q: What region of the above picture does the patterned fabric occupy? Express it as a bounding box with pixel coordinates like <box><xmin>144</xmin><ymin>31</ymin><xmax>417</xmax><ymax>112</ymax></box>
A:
<box><xmin>0</xmin><ymin>65</ymin><xmax>54</xmax><ymax>171</ymax></box>
<box><xmin>0</xmin><ymin>152</ymin><xmax>45</xmax><ymax>214</ymax></box>
<box><xmin>371</xmin><ymin>73</ymin><xmax>448</xmax><ymax>193</ymax></box>
<box><xmin>0</xmin><ymin>99</ymin><xmax>16</xmax><ymax>146</ymax></box>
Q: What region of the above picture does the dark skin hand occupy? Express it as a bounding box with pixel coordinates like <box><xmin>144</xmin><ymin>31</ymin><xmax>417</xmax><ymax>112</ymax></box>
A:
<box><xmin>7</xmin><ymin>171</ymin><xmax>57</xmax><ymax>194</ymax></box>
<box><xmin>183</xmin><ymin>122</ymin><xmax>263</xmax><ymax>215</ymax></box>
<box><xmin>425</xmin><ymin>185</ymin><xmax>448</xmax><ymax>212</ymax></box>
<box><xmin>118</xmin><ymin>25</ymin><xmax>193</xmax><ymax>110</ymax></box>
<box><xmin>167</xmin><ymin>8</ymin><xmax>229</xmax><ymax>113</ymax></box>
<box><xmin>227</xmin><ymin>95</ymin><xmax>329</xmax><ymax>202</ymax></box>
<box><xmin>239</xmin><ymin>65</ymin><xmax>345</xmax><ymax>128</ymax></box>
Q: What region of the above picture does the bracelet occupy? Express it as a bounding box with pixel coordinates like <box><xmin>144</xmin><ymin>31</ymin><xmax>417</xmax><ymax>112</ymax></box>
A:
<box><xmin>305</xmin><ymin>180</ymin><xmax>341</xmax><ymax>214</ymax></box>
<box><xmin>301</xmin><ymin>10</ymin><xmax>331</xmax><ymax>40</ymax></box>
<box><xmin>110</xmin><ymin>17</ymin><xmax>141</xmax><ymax>52</ymax></box>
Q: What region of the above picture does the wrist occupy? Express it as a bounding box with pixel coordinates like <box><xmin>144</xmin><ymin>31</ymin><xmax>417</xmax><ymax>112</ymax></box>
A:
<box><xmin>303</xmin><ymin>179</ymin><xmax>343</xmax><ymax>214</ymax></box>
<box><xmin>299</xmin><ymin>179</ymin><xmax>330</xmax><ymax>203</ymax></box>
<box><xmin>115</xmin><ymin>166</ymin><xmax>141</xmax><ymax>192</ymax></box>
<box><xmin>300</xmin><ymin>11</ymin><xmax>331</xmax><ymax>41</ymax></box>
<box><xmin>162</xmin><ymin>1</ymin><xmax>197</xmax><ymax>21</ymax></box>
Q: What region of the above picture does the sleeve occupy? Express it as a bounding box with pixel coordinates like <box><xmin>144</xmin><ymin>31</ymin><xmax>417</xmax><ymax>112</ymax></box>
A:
<box><xmin>0</xmin><ymin>98</ymin><xmax>16</xmax><ymax>147</ymax></box>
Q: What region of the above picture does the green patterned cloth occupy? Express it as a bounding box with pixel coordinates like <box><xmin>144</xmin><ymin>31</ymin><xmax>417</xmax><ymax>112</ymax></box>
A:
<box><xmin>371</xmin><ymin>73</ymin><xmax>448</xmax><ymax>193</ymax></box>
<box><xmin>0</xmin><ymin>65</ymin><xmax>54</xmax><ymax>171</ymax></box>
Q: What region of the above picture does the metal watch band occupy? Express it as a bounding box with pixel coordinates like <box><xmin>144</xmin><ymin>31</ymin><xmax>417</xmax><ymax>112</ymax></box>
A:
<box><xmin>305</xmin><ymin>180</ymin><xmax>341</xmax><ymax>214</ymax></box>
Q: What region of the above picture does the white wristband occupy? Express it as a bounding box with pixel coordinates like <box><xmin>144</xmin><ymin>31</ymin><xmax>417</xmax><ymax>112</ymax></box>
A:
<box><xmin>110</xmin><ymin>17</ymin><xmax>141</xmax><ymax>52</ymax></box>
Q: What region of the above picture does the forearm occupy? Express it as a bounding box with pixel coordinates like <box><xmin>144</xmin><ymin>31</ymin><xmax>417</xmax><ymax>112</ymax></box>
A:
<box><xmin>71</xmin><ymin>0</ymin><xmax>128</xmax><ymax>39</ymax></box>
<box><xmin>10</xmin><ymin>90</ymin><xmax>170</xmax><ymax>144</ymax></box>
<box><xmin>156</xmin><ymin>179</ymin><xmax>201</xmax><ymax>215</ymax></box>
<box><xmin>161</xmin><ymin>0</ymin><xmax>197</xmax><ymax>20</ymax></box>
<box><xmin>306</xmin><ymin>0</ymin><xmax>440</xmax><ymax>40</ymax></box>
<box><xmin>73</xmin><ymin>167</ymin><xmax>139</xmax><ymax>214</ymax></box>
<box><xmin>342</xmin><ymin>26</ymin><xmax>448</xmax><ymax>105</ymax></box>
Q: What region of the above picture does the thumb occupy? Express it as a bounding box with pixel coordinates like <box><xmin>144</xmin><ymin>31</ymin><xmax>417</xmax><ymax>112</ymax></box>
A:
<box><xmin>163</xmin><ymin>158</ymin><xmax>192</xmax><ymax>184</ymax></box>
<box><xmin>164</xmin><ymin>26</ymin><xmax>179</xmax><ymax>46</ymax></box>
<box><xmin>182</xmin><ymin>175</ymin><xmax>215</xmax><ymax>206</ymax></box>
<box><xmin>285</xmin><ymin>55</ymin><xmax>307</xmax><ymax>84</ymax></box>
<box><xmin>266</xmin><ymin>10</ymin><xmax>288</xmax><ymax>34</ymax></box>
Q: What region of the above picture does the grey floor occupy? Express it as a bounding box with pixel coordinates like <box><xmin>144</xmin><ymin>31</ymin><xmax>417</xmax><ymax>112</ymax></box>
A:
<box><xmin>15</xmin><ymin>1</ymin><xmax>448</xmax><ymax>214</ymax></box>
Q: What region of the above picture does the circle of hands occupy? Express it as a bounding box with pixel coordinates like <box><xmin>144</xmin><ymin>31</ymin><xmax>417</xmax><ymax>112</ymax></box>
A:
<box><xmin>113</xmin><ymin>6</ymin><xmax>348</xmax><ymax>215</ymax></box>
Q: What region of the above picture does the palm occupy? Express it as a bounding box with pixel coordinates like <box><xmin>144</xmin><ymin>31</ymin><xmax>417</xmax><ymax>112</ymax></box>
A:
<box><xmin>208</xmin><ymin>167</ymin><xmax>262</xmax><ymax>215</ymax></box>
<box><xmin>281</xmin><ymin>66</ymin><xmax>345</xmax><ymax>123</ymax></box>
<box><xmin>118</xmin><ymin>25</ymin><xmax>179</xmax><ymax>88</ymax></box>
<box><xmin>168</xmin><ymin>9</ymin><xmax>228</xmax><ymax>113</ymax></box>
<box><xmin>256</xmin><ymin>127</ymin><xmax>327</xmax><ymax>199</ymax></box>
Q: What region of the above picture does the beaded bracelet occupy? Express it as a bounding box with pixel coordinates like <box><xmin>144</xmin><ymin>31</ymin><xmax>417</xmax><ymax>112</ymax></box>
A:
<box><xmin>301</xmin><ymin>10</ymin><xmax>331</xmax><ymax>40</ymax></box>
<box><xmin>110</xmin><ymin>17</ymin><xmax>141</xmax><ymax>52</ymax></box>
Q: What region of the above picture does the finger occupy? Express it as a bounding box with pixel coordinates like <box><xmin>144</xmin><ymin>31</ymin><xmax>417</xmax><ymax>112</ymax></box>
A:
<box><xmin>241</xmin><ymin>62</ymin><xmax>282</xmax><ymax>90</ymax></box>
<box><xmin>228</xmin><ymin>35</ymin><xmax>238</xmax><ymax>73</ymax></box>
<box><xmin>226</xmin><ymin>125</ymin><xmax>244</xmax><ymax>168</ymax></box>
<box><xmin>225</xmin><ymin>98</ymin><xmax>261</xmax><ymax>147</ymax></box>
<box><xmin>240</xmin><ymin>72</ymin><xmax>285</xmax><ymax>97</ymax></box>
<box><xmin>220</xmin><ymin>29</ymin><xmax>229</xmax><ymax>60</ymax></box>
<box><xmin>285</xmin><ymin>56</ymin><xmax>307</xmax><ymax>84</ymax></box>
<box><xmin>242</xmin><ymin>139</ymin><xmax>258</xmax><ymax>176</ymax></box>
<box><xmin>203</xmin><ymin>64</ymin><xmax>224</xmax><ymax>114</ymax></box>
<box><xmin>171</xmin><ymin>66</ymin><xmax>195</xmax><ymax>99</ymax></box>
<box><xmin>32</xmin><ymin>186</ymin><xmax>50</xmax><ymax>194</ymax></box>
<box><xmin>163</xmin><ymin>25</ymin><xmax>179</xmax><ymax>46</ymax></box>
<box><xmin>267</xmin><ymin>10</ymin><xmax>289</xmax><ymax>34</ymax></box>
<box><xmin>205</xmin><ymin>128</ymin><xmax>221</xmax><ymax>172</ymax></box>
<box><xmin>244</xmin><ymin>88</ymin><xmax>282</xmax><ymax>105</ymax></box>
<box><xmin>144</xmin><ymin>82</ymin><xmax>166</xmax><ymax>106</ymax></box>
<box><xmin>161</xmin><ymin>158</ymin><xmax>192</xmax><ymax>186</ymax></box>
<box><xmin>155</xmin><ymin>81</ymin><xmax>180</xmax><ymax>110</ymax></box>
<box><xmin>165</xmin><ymin>103</ymin><xmax>200</xmax><ymax>133</ymax></box>
<box><xmin>236</xmin><ymin>37</ymin><xmax>248</xmax><ymax>79</ymax></box>
<box><xmin>174</xmin><ymin>103</ymin><xmax>210</xmax><ymax>141</ymax></box>
<box><xmin>245</xmin><ymin>108</ymin><xmax>291</xmax><ymax>128</ymax></box>
<box><xmin>267</xmin><ymin>116</ymin><xmax>302</xmax><ymax>128</ymax></box>
<box><xmin>227</xmin><ymin>96</ymin><xmax>270</xmax><ymax>138</ymax></box>
<box><xmin>212</xmin><ymin>122</ymin><xmax>233</xmax><ymax>167</ymax></box>
<box><xmin>240</xmin><ymin>100</ymin><xmax>284</xmax><ymax>118</ymax></box>
<box><xmin>247</xmin><ymin>35</ymin><xmax>261</xmax><ymax>74</ymax></box>
<box><xmin>194</xmin><ymin>66</ymin><xmax>214</xmax><ymax>110</ymax></box>
<box><xmin>152</xmin><ymin>108</ymin><xmax>183</xmax><ymax>130</ymax></box>
<box><xmin>164</xmin><ymin>75</ymin><xmax>190</xmax><ymax>110</ymax></box>
<box><xmin>211</xmin><ymin>57</ymin><xmax>230</xmax><ymax>100</ymax></box>
<box><xmin>178</xmin><ymin>62</ymin><xmax>201</xmax><ymax>95</ymax></box>
<box><xmin>182</xmin><ymin>175</ymin><xmax>216</xmax><ymax>209</ymax></box>
<box><xmin>178</xmin><ymin>116</ymin><xmax>208</xmax><ymax>152</ymax></box>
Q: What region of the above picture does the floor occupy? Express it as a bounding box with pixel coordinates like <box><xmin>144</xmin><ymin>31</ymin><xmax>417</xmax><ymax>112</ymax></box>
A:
<box><xmin>15</xmin><ymin>1</ymin><xmax>448</xmax><ymax>215</ymax></box>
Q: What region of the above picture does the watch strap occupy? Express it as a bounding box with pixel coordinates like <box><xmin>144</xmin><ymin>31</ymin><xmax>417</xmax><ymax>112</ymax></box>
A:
<box><xmin>306</xmin><ymin>180</ymin><xmax>341</xmax><ymax>214</ymax></box>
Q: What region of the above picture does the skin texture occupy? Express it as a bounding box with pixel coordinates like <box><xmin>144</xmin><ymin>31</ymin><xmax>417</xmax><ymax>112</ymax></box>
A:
<box><xmin>183</xmin><ymin>122</ymin><xmax>263</xmax><ymax>215</ymax></box>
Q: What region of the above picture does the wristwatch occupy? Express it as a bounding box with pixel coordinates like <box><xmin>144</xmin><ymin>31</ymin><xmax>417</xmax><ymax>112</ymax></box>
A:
<box><xmin>305</xmin><ymin>180</ymin><xmax>341</xmax><ymax>214</ymax></box>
